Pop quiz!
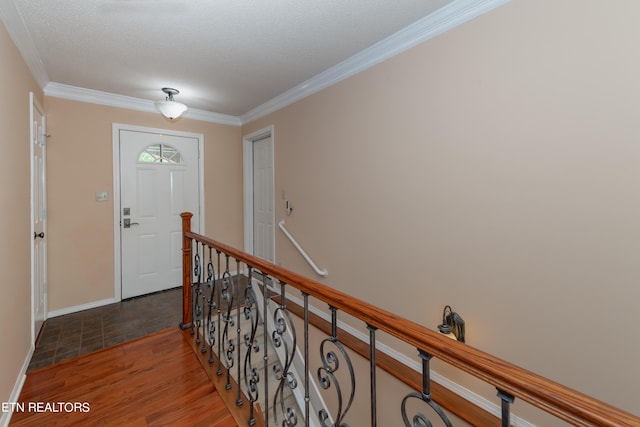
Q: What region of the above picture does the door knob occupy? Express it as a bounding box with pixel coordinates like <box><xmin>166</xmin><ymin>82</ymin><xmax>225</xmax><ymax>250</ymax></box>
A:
<box><xmin>33</xmin><ymin>232</ymin><xmax>45</xmax><ymax>239</ymax></box>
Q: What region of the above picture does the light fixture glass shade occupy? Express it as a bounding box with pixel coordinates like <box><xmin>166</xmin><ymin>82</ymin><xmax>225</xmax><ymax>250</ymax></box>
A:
<box><xmin>154</xmin><ymin>100</ymin><xmax>188</xmax><ymax>120</ymax></box>
<box><xmin>440</xmin><ymin>331</ymin><xmax>458</xmax><ymax>340</ymax></box>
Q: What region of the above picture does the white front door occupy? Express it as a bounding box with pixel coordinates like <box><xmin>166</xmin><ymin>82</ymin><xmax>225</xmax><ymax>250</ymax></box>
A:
<box><xmin>252</xmin><ymin>134</ymin><xmax>275</xmax><ymax>262</ymax></box>
<box><xmin>119</xmin><ymin>129</ymin><xmax>200</xmax><ymax>299</ymax></box>
<box><xmin>30</xmin><ymin>92</ymin><xmax>47</xmax><ymax>342</ymax></box>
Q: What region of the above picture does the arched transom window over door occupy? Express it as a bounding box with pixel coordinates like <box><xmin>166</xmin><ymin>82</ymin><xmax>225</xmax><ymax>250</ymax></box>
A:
<box><xmin>138</xmin><ymin>143</ymin><xmax>183</xmax><ymax>164</ymax></box>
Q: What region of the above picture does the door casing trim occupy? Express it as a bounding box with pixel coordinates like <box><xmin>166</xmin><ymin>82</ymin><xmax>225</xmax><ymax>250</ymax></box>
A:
<box><xmin>242</xmin><ymin>125</ymin><xmax>275</xmax><ymax>258</ymax></box>
<box><xmin>112</xmin><ymin>123</ymin><xmax>205</xmax><ymax>302</ymax></box>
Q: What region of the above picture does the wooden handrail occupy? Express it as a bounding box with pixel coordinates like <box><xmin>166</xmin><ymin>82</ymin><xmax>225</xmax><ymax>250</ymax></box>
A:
<box><xmin>181</xmin><ymin>214</ymin><xmax>639</xmax><ymax>426</ymax></box>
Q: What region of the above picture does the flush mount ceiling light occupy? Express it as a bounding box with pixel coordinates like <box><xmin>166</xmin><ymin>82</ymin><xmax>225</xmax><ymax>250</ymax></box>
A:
<box><xmin>154</xmin><ymin>87</ymin><xmax>188</xmax><ymax>120</ymax></box>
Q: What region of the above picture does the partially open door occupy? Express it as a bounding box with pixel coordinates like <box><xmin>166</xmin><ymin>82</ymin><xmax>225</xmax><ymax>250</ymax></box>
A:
<box><xmin>30</xmin><ymin>91</ymin><xmax>47</xmax><ymax>343</ymax></box>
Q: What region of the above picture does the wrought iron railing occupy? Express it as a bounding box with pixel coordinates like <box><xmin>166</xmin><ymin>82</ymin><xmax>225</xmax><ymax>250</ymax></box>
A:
<box><xmin>180</xmin><ymin>213</ymin><xmax>640</xmax><ymax>427</ymax></box>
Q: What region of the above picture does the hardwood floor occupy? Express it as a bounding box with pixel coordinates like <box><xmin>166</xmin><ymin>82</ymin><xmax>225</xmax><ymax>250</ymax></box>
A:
<box><xmin>10</xmin><ymin>327</ymin><xmax>238</xmax><ymax>427</ymax></box>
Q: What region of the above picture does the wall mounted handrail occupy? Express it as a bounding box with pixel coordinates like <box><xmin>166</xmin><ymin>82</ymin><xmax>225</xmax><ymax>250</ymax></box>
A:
<box><xmin>278</xmin><ymin>219</ymin><xmax>328</xmax><ymax>277</ymax></box>
<box><xmin>181</xmin><ymin>213</ymin><xmax>640</xmax><ymax>426</ymax></box>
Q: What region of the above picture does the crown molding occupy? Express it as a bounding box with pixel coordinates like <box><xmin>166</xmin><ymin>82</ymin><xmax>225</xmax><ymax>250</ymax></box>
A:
<box><xmin>240</xmin><ymin>0</ymin><xmax>511</xmax><ymax>125</ymax></box>
<box><xmin>3</xmin><ymin>0</ymin><xmax>510</xmax><ymax>128</ymax></box>
<box><xmin>44</xmin><ymin>83</ymin><xmax>242</xmax><ymax>126</ymax></box>
<box><xmin>0</xmin><ymin>0</ymin><xmax>49</xmax><ymax>88</ymax></box>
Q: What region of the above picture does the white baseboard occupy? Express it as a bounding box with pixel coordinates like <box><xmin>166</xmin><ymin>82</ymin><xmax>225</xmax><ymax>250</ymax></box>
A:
<box><xmin>47</xmin><ymin>297</ymin><xmax>117</xmax><ymax>318</ymax></box>
<box><xmin>0</xmin><ymin>344</ymin><xmax>34</xmax><ymax>427</ymax></box>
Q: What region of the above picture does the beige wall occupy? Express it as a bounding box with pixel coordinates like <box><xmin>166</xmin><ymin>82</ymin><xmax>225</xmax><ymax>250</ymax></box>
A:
<box><xmin>3</xmin><ymin>0</ymin><xmax>639</xmax><ymax>423</ymax></box>
<box><xmin>243</xmin><ymin>0</ymin><xmax>640</xmax><ymax>420</ymax></box>
<box><xmin>43</xmin><ymin>97</ymin><xmax>243</xmax><ymax>312</ymax></box>
<box><xmin>0</xmin><ymin>20</ymin><xmax>43</xmax><ymax>409</ymax></box>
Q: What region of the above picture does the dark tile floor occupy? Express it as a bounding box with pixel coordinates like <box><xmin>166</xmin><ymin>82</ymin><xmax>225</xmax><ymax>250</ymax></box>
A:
<box><xmin>28</xmin><ymin>287</ymin><xmax>182</xmax><ymax>371</ymax></box>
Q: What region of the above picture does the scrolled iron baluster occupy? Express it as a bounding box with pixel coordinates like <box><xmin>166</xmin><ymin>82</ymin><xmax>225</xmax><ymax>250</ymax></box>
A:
<box><xmin>236</xmin><ymin>259</ymin><xmax>243</xmax><ymax>407</ymax></box>
<box><xmin>401</xmin><ymin>351</ymin><xmax>452</xmax><ymax>427</ymax></box>
<box><xmin>206</xmin><ymin>247</ymin><xmax>217</xmax><ymax>364</ymax></box>
<box><xmin>401</xmin><ymin>396</ymin><xmax>451</xmax><ymax>427</ymax></box>
<box><xmin>199</xmin><ymin>244</ymin><xmax>209</xmax><ymax>353</ymax></box>
<box><xmin>316</xmin><ymin>306</ymin><xmax>355</xmax><ymax>427</ymax></box>
<box><xmin>187</xmin><ymin>237</ymin><xmax>196</xmax><ymax>335</ymax></box>
<box><xmin>303</xmin><ymin>292</ymin><xmax>310</xmax><ymax>426</ymax></box>
<box><xmin>192</xmin><ymin>242</ymin><xmax>203</xmax><ymax>347</ymax></box>
<box><xmin>262</xmin><ymin>273</ymin><xmax>270</xmax><ymax>425</ymax></box>
<box><xmin>272</xmin><ymin>281</ymin><xmax>299</xmax><ymax>427</ymax></box>
<box><xmin>216</xmin><ymin>250</ymin><xmax>223</xmax><ymax>375</ymax></box>
<box><xmin>243</xmin><ymin>267</ymin><xmax>261</xmax><ymax>426</ymax></box>
<box><xmin>193</xmin><ymin>242</ymin><xmax>201</xmax><ymax>279</ymax></box>
<box><xmin>285</xmin><ymin>406</ymin><xmax>299</xmax><ymax>427</ymax></box>
<box><xmin>318</xmin><ymin>410</ymin><xmax>330</xmax><ymax>426</ymax></box>
<box><xmin>220</xmin><ymin>255</ymin><xmax>236</xmax><ymax>390</ymax></box>
<box><xmin>273</xmin><ymin>364</ymin><xmax>298</xmax><ymax>389</ymax></box>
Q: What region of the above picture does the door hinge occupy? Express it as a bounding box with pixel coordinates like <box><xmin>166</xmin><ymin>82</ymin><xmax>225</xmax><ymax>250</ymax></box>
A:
<box><xmin>42</xmin><ymin>208</ymin><xmax>47</xmax><ymax>220</ymax></box>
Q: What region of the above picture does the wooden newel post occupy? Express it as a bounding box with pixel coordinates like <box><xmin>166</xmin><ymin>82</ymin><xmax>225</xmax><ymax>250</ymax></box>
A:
<box><xmin>180</xmin><ymin>212</ymin><xmax>193</xmax><ymax>329</ymax></box>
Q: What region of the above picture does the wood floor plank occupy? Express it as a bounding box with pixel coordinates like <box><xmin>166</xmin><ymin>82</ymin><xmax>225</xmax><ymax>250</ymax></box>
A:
<box><xmin>10</xmin><ymin>327</ymin><xmax>238</xmax><ymax>427</ymax></box>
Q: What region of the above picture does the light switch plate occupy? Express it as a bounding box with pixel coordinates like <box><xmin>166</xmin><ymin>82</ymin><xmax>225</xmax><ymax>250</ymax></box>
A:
<box><xmin>95</xmin><ymin>191</ymin><xmax>108</xmax><ymax>202</ymax></box>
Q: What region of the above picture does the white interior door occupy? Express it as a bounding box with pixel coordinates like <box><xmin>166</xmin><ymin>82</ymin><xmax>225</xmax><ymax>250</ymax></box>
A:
<box><xmin>30</xmin><ymin>92</ymin><xmax>47</xmax><ymax>342</ymax></box>
<box><xmin>253</xmin><ymin>135</ymin><xmax>275</xmax><ymax>262</ymax></box>
<box><xmin>119</xmin><ymin>129</ymin><xmax>200</xmax><ymax>299</ymax></box>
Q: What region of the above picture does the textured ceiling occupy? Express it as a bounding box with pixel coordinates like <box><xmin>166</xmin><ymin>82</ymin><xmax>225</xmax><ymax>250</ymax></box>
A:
<box><xmin>7</xmin><ymin>0</ymin><xmax>461</xmax><ymax>118</ymax></box>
